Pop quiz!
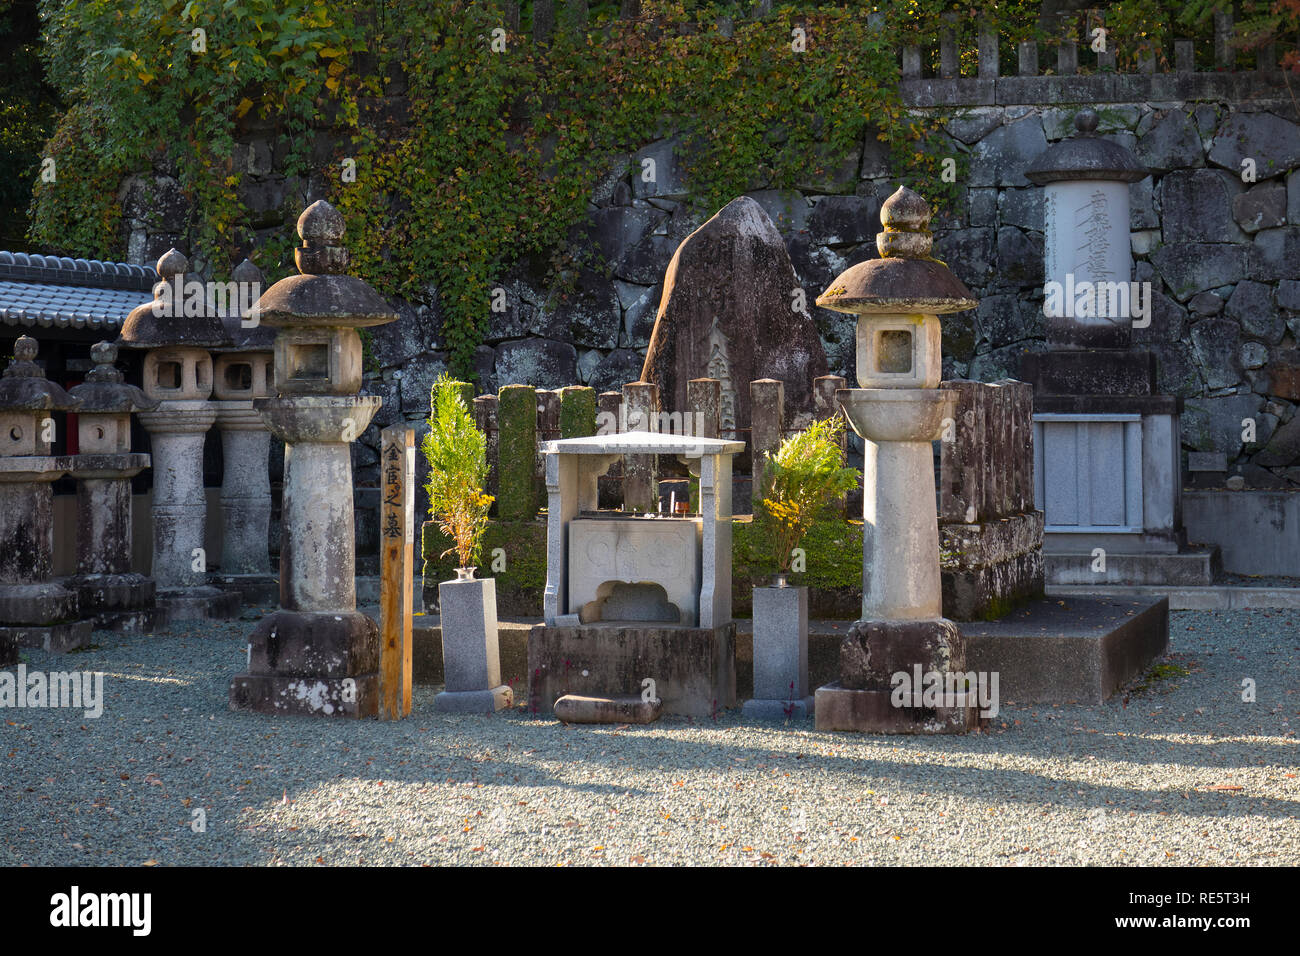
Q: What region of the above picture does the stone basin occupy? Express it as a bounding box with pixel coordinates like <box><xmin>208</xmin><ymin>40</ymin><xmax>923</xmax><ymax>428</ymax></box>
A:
<box><xmin>836</xmin><ymin>388</ymin><xmax>956</xmax><ymax>443</ymax></box>
<box><xmin>255</xmin><ymin>395</ymin><xmax>380</xmax><ymax>444</ymax></box>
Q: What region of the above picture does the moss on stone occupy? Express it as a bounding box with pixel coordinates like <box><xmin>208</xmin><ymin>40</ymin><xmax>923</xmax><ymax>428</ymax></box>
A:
<box><xmin>496</xmin><ymin>384</ymin><xmax>537</xmax><ymax>520</ymax></box>
<box><xmin>559</xmin><ymin>385</ymin><xmax>596</xmax><ymax>438</ymax></box>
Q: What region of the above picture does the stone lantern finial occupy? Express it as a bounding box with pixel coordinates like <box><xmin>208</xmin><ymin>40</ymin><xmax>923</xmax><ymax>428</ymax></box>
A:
<box><xmin>876</xmin><ymin>186</ymin><xmax>934</xmax><ymax>259</ymax></box>
<box><xmin>157</xmin><ymin>248</ymin><xmax>188</xmax><ymax>281</ymax></box>
<box><xmin>1074</xmin><ymin>108</ymin><xmax>1098</xmax><ymax>134</ymax></box>
<box><xmin>295</xmin><ymin>200</ymin><xmax>349</xmax><ymax>276</ymax></box>
<box><xmin>86</xmin><ymin>341</ymin><xmax>123</xmax><ymax>383</ymax></box>
<box><xmin>6</xmin><ymin>334</ymin><xmax>40</xmax><ymax>376</ymax></box>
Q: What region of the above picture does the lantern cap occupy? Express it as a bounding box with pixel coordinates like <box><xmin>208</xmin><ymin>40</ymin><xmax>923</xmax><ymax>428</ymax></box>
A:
<box><xmin>118</xmin><ymin>249</ymin><xmax>234</xmax><ymax>350</ymax></box>
<box><xmin>0</xmin><ymin>334</ymin><xmax>80</xmax><ymax>412</ymax></box>
<box><xmin>1024</xmin><ymin>108</ymin><xmax>1148</xmax><ymax>185</ymax></box>
<box><xmin>67</xmin><ymin>341</ymin><xmax>158</xmax><ymax>413</ymax></box>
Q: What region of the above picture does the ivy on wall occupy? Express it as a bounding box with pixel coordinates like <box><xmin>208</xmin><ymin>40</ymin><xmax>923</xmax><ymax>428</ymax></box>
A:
<box><xmin>28</xmin><ymin>0</ymin><xmax>1265</xmax><ymax>378</ymax></box>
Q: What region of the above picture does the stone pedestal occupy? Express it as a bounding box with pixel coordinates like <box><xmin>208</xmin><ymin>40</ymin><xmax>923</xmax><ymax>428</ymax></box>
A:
<box><xmin>212</xmin><ymin>402</ymin><xmax>276</xmax><ymax>604</ymax></box>
<box><xmin>742</xmin><ymin>584</ymin><xmax>812</xmax><ymax>720</ymax></box>
<box><xmin>65</xmin><ymin>454</ymin><xmax>160</xmax><ymax>633</ymax></box>
<box><xmin>137</xmin><ymin>404</ymin><xmax>239</xmax><ymax>620</ymax></box>
<box><xmin>227</xmin><ymin>200</ymin><xmax>398</xmax><ymax>718</ymax></box>
<box><xmin>434</xmin><ymin>576</ymin><xmax>512</xmax><ymax>713</ymax></box>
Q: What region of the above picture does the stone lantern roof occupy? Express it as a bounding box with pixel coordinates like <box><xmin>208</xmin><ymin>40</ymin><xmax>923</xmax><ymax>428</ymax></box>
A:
<box><xmin>0</xmin><ymin>335</ymin><xmax>79</xmax><ymax>411</ymax></box>
<box><xmin>815</xmin><ymin>186</ymin><xmax>978</xmax><ymax>315</ymax></box>
<box><xmin>216</xmin><ymin>257</ymin><xmax>276</xmax><ymax>352</ymax></box>
<box><xmin>244</xmin><ymin>201</ymin><xmax>397</xmax><ymax>330</ymax></box>
<box><xmin>117</xmin><ymin>249</ymin><xmax>234</xmax><ymax>350</ymax></box>
<box><xmin>67</xmin><ymin>341</ymin><xmax>157</xmax><ymax>413</ymax></box>
<box><xmin>1024</xmin><ymin>108</ymin><xmax>1148</xmax><ymax>185</ymax></box>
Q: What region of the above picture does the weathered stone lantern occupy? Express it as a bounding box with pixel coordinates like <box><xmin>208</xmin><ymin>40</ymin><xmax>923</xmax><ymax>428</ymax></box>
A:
<box><xmin>119</xmin><ymin>248</ymin><xmax>240</xmax><ymax>621</ymax></box>
<box><xmin>1022</xmin><ymin>109</ymin><xmax>1201</xmax><ymax>586</ymax></box>
<box><xmin>228</xmin><ymin>200</ymin><xmax>397</xmax><ymax>717</ymax></box>
<box><xmin>211</xmin><ymin>257</ymin><xmax>277</xmax><ymax>605</ymax></box>
<box><xmin>66</xmin><ymin>341</ymin><xmax>160</xmax><ymax>633</ymax></box>
<box><xmin>813</xmin><ymin>187</ymin><xmax>980</xmax><ymax>733</ymax></box>
<box><xmin>0</xmin><ymin>335</ymin><xmax>91</xmax><ymax>656</ymax></box>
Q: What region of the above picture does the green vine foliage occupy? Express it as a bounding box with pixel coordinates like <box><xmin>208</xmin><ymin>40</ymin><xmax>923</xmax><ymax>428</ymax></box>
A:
<box><xmin>27</xmin><ymin>0</ymin><xmax>1257</xmax><ymax>378</ymax></box>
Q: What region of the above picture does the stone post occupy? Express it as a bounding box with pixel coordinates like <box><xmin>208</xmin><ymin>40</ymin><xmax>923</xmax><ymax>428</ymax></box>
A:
<box><xmin>622</xmin><ymin>380</ymin><xmax>657</xmax><ymax>511</ymax></box>
<box><xmin>596</xmin><ymin>390</ymin><xmax>623</xmax><ymax>509</ymax></box>
<box><xmin>496</xmin><ymin>384</ymin><xmax>537</xmax><ymax>521</ymax></box>
<box><xmin>559</xmin><ymin>385</ymin><xmax>596</xmax><ymax>438</ymax></box>
<box><xmin>119</xmin><ymin>249</ymin><xmax>240</xmax><ymax>621</ymax></box>
<box><xmin>66</xmin><ymin>341</ymin><xmax>160</xmax><ymax>634</ymax></box>
<box><xmin>212</xmin><ymin>257</ymin><xmax>277</xmax><ymax>605</ymax></box>
<box><xmin>472</xmin><ymin>394</ymin><xmax>500</xmax><ymax>508</ymax></box>
<box><xmin>687</xmin><ymin>378</ymin><xmax>721</xmax><ymax>440</ymax></box>
<box><xmin>812</xmin><ymin>187</ymin><xmax>980</xmax><ymax>734</ymax></box>
<box><xmin>228</xmin><ymin>200</ymin><xmax>398</xmax><ymax>717</ymax></box>
<box><xmin>0</xmin><ymin>336</ymin><xmax>90</xmax><ymax>656</ymax></box>
<box><xmin>749</xmin><ymin>378</ymin><xmax>785</xmax><ymax>506</ymax></box>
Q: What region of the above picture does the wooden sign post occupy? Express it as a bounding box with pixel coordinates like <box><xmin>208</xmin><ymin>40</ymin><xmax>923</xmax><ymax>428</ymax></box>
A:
<box><xmin>378</xmin><ymin>424</ymin><xmax>414</xmax><ymax>719</ymax></box>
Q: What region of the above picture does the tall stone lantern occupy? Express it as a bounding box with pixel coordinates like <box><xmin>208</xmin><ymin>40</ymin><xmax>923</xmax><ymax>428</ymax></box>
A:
<box><xmin>812</xmin><ymin>187</ymin><xmax>980</xmax><ymax>733</ymax></box>
<box><xmin>66</xmin><ymin>341</ymin><xmax>161</xmax><ymax>633</ymax></box>
<box><xmin>228</xmin><ymin>200</ymin><xmax>397</xmax><ymax>718</ymax></box>
<box><xmin>211</xmin><ymin>257</ymin><xmax>277</xmax><ymax>605</ymax></box>
<box><xmin>0</xmin><ymin>335</ymin><xmax>91</xmax><ymax>656</ymax></box>
<box><xmin>118</xmin><ymin>248</ymin><xmax>240</xmax><ymax>621</ymax></box>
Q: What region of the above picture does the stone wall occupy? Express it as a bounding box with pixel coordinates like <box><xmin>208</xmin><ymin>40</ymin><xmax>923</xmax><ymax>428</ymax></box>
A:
<box><xmin>116</xmin><ymin>60</ymin><xmax>1300</xmax><ymax>508</ymax></box>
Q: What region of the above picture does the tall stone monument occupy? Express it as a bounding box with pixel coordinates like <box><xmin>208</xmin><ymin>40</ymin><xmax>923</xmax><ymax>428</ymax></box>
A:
<box><xmin>641</xmin><ymin>196</ymin><xmax>828</xmax><ymax>438</ymax></box>
<box><xmin>0</xmin><ymin>336</ymin><xmax>91</xmax><ymax>654</ymax></box>
<box><xmin>211</xmin><ymin>257</ymin><xmax>277</xmax><ymax>605</ymax></box>
<box><xmin>1022</xmin><ymin>109</ymin><xmax>1212</xmax><ymax>587</ymax></box>
<box><xmin>812</xmin><ymin>188</ymin><xmax>979</xmax><ymax>734</ymax></box>
<box><xmin>66</xmin><ymin>342</ymin><xmax>161</xmax><ymax>633</ymax></box>
<box><xmin>229</xmin><ymin>200</ymin><xmax>397</xmax><ymax>717</ymax></box>
<box><xmin>119</xmin><ymin>248</ymin><xmax>240</xmax><ymax>621</ymax></box>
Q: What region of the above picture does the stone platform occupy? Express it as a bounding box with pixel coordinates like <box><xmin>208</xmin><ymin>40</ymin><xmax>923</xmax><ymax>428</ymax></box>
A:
<box><xmin>158</xmin><ymin>587</ymin><xmax>241</xmax><ymax>622</ymax></box>
<box><xmin>1045</xmin><ymin>548</ymin><xmax>1217</xmax><ymax>587</ymax></box>
<box><xmin>213</xmin><ymin>573</ymin><xmax>280</xmax><ymax>607</ymax></box>
<box><xmin>528</xmin><ymin>622</ymin><xmax>736</xmax><ymax>718</ymax></box>
<box><xmin>961</xmin><ymin>596</ymin><xmax>1169</xmax><ymax>704</ymax></box>
<box><xmin>5</xmin><ymin>621</ymin><xmax>93</xmax><ymax>654</ymax></box>
<box><xmin>66</xmin><ymin>573</ymin><xmax>163</xmax><ymax>634</ymax></box>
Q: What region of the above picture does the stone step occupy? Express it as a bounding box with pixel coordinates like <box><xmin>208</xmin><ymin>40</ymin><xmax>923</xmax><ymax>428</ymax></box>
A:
<box><xmin>1045</xmin><ymin>548</ymin><xmax>1218</xmax><ymax>587</ymax></box>
<box><xmin>553</xmin><ymin>693</ymin><xmax>662</xmax><ymax>724</ymax></box>
<box><xmin>1046</xmin><ymin>584</ymin><xmax>1300</xmax><ymax>610</ymax></box>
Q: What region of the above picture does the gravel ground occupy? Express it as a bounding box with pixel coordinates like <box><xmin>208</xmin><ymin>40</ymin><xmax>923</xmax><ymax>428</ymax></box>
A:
<box><xmin>2</xmin><ymin>608</ymin><xmax>1297</xmax><ymax>867</ymax></box>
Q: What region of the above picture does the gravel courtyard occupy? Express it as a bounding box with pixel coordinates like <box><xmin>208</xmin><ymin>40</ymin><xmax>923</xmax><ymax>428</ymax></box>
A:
<box><xmin>2</xmin><ymin>608</ymin><xmax>1296</xmax><ymax>867</ymax></box>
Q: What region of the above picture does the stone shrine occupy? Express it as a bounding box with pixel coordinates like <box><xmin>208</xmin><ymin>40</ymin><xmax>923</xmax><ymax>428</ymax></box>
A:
<box><xmin>211</xmin><ymin>257</ymin><xmax>277</xmax><ymax>605</ymax></box>
<box><xmin>0</xmin><ymin>336</ymin><xmax>91</xmax><ymax>654</ymax></box>
<box><xmin>1022</xmin><ymin>109</ymin><xmax>1213</xmax><ymax>587</ymax></box>
<box><xmin>813</xmin><ymin>187</ymin><xmax>980</xmax><ymax>733</ymax></box>
<box><xmin>118</xmin><ymin>248</ymin><xmax>240</xmax><ymax>621</ymax></box>
<box><xmin>529</xmin><ymin>429</ymin><xmax>742</xmax><ymax>718</ymax></box>
<box><xmin>640</xmin><ymin>197</ymin><xmax>828</xmax><ymax>439</ymax></box>
<box><xmin>66</xmin><ymin>341</ymin><xmax>161</xmax><ymax>633</ymax></box>
<box><xmin>229</xmin><ymin>200</ymin><xmax>397</xmax><ymax>718</ymax></box>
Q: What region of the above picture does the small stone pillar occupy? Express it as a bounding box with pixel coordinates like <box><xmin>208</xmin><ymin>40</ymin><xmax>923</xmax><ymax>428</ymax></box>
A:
<box><xmin>212</xmin><ymin>257</ymin><xmax>277</xmax><ymax>605</ymax></box>
<box><xmin>496</xmin><ymin>384</ymin><xmax>537</xmax><ymax>521</ymax></box>
<box><xmin>559</xmin><ymin>386</ymin><xmax>596</xmax><ymax>438</ymax></box>
<box><xmin>812</xmin><ymin>187</ymin><xmax>980</xmax><ymax>734</ymax></box>
<box><xmin>119</xmin><ymin>249</ymin><xmax>240</xmax><ymax>621</ymax></box>
<box><xmin>66</xmin><ymin>342</ymin><xmax>161</xmax><ymax>633</ymax></box>
<box><xmin>0</xmin><ymin>335</ymin><xmax>90</xmax><ymax>655</ymax></box>
<box><xmin>622</xmin><ymin>380</ymin><xmax>658</xmax><ymax>511</ymax></box>
<box><xmin>229</xmin><ymin>200</ymin><xmax>397</xmax><ymax>717</ymax></box>
<box><xmin>749</xmin><ymin>378</ymin><xmax>785</xmax><ymax>498</ymax></box>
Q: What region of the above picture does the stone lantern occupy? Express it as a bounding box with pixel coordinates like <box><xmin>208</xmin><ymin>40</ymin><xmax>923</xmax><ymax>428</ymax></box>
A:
<box><xmin>66</xmin><ymin>341</ymin><xmax>160</xmax><ymax>633</ymax></box>
<box><xmin>118</xmin><ymin>248</ymin><xmax>240</xmax><ymax>620</ymax></box>
<box><xmin>812</xmin><ymin>187</ymin><xmax>980</xmax><ymax>733</ymax></box>
<box><xmin>1022</xmin><ymin>109</ymin><xmax>1203</xmax><ymax>586</ymax></box>
<box><xmin>228</xmin><ymin>200</ymin><xmax>397</xmax><ymax>717</ymax></box>
<box><xmin>211</xmin><ymin>257</ymin><xmax>277</xmax><ymax>605</ymax></box>
<box><xmin>0</xmin><ymin>335</ymin><xmax>91</xmax><ymax>656</ymax></box>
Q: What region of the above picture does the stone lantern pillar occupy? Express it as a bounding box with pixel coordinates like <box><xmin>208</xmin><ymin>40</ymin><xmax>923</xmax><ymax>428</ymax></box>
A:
<box><xmin>0</xmin><ymin>335</ymin><xmax>91</xmax><ymax>656</ymax></box>
<box><xmin>211</xmin><ymin>257</ymin><xmax>277</xmax><ymax>605</ymax></box>
<box><xmin>1022</xmin><ymin>109</ymin><xmax>1205</xmax><ymax>586</ymax></box>
<box><xmin>812</xmin><ymin>187</ymin><xmax>980</xmax><ymax>733</ymax></box>
<box><xmin>66</xmin><ymin>341</ymin><xmax>160</xmax><ymax>633</ymax></box>
<box><xmin>118</xmin><ymin>248</ymin><xmax>240</xmax><ymax>621</ymax></box>
<box><xmin>228</xmin><ymin>200</ymin><xmax>397</xmax><ymax>717</ymax></box>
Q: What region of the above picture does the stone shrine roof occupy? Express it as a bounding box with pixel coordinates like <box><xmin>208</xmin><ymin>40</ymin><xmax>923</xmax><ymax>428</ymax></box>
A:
<box><xmin>544</xmin><ymin>431</ymin><xmax>745</xmax><ymax>457</ymax></box>
<box><xmin>0</xmin><ymin>251</ymin><xmax>156</xmax><ymax>332</ymax></box>
<box><xmin>1025</xmin><ymin>109</ymin><xmax>1148</xmax><ymax>185</ymax></box>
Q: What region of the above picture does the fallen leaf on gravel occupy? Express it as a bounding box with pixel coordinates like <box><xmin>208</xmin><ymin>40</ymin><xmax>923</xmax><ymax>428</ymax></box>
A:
<box><xmin>142</xmin><ymin>859</ymin><xmax>158</xmax><ymax>866</ymax></box>
<box><xmin>1205</xmin><ymin>784</ymin><xmax>1243</xmax><ymax>791</ymax></box>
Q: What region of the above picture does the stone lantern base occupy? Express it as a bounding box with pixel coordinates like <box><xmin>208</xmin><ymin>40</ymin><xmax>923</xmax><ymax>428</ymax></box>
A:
<box><xmin>228</xmin><ymin>609</ymin><xmax>380</xmax><ymax>717</ymax></box>
<box><xmin>157</xmin><ymin>587</ymin><xmax>241</xmax><ymax>623</ymax></box>
<box><xmin>65</xmin><ymin>573</ymin><xmax>162</xmax><ymax>635</ymax></box>
<box><xmin>0</xmin><ymin>583</ymin><xmax>93</xmax><ymax>654</ymax></box>
<box><xmin>815</xmin><ymin>618</ymin><xmax>980</xmax><ymax>734</ymax></box>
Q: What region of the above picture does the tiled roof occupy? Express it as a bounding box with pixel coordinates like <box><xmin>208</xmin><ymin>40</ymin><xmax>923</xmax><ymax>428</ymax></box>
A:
<box><xmin>0</xmin><ymin>251</ymin><xmax>157</xmax><ymax>332</ymax></box>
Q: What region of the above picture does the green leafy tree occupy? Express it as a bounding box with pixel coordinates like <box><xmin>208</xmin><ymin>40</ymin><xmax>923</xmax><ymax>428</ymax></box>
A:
<box><xmin>755</xmin><ymin>415</ymin><xmax>860</xmax><ymax>576</ymax></box>
<box><xmin>422</xmin><ymin>372</ymin><xmax>493</xmax><ymax>570</ymax></box>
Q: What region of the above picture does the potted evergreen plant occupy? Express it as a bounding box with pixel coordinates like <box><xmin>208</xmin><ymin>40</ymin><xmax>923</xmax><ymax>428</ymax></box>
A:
<box><xmin>743</xmin><ymin>415</ymin><xmax>860</xmax><ymax>720</ymax></box>
<box><xmin>424</xmin><ymin>373</ymin><xmax>511</xmax><ymax>713</ymax></box>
